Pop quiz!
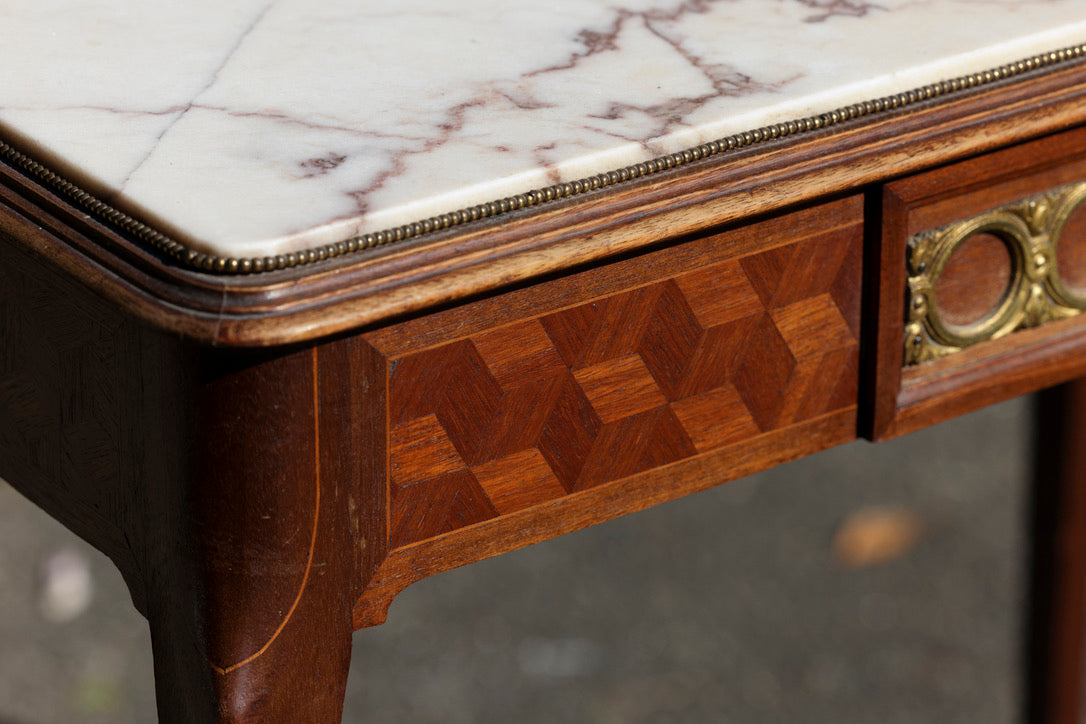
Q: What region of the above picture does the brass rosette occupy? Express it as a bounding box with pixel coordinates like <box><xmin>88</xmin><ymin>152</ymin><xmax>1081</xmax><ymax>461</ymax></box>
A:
<box><xmin>904</xmin><ymin>181</ymin><xmax>1086</xmax><ymax>365</ymax></box>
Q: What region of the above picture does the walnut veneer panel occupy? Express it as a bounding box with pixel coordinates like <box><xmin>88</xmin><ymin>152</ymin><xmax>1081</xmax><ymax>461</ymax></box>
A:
<box><xmin>363</xmin><ymin>197</ymin><xmax>862</xmax><ymax>550</ymax></box>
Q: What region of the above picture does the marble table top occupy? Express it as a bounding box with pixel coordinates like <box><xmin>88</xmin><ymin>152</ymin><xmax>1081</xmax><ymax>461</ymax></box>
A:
<box><xmin>3</xmin><ymin>1</ymin><xmax>1086</xmax><ymax>264</ymax></box>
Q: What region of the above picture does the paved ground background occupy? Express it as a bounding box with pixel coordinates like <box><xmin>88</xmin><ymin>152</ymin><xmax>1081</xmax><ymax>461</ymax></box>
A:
<box><xmin>0</xmin><ymin>397</ymin><xmax>1028</xmax><ymax>723</ymax></box>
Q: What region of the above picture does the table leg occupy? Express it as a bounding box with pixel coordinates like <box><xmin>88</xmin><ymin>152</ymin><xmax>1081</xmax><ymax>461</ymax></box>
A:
<box><xmin>143</xmin><ymin>505</ymin><xmax>355</xmax><ymax>724</ymax></box>
<box><xmin>140</xmin><ymin>346</ymin><xmax>359</xmax><ymax>722</ymax></box>
<box><xmin>1027</xmin><ymin>379</ymin><xmax>1086</xmax><ymax>723</ymax></box>
<box><xmin>0</xmin><ymin>244</ymin><xmax>366</xmax><ymax>720</ymax></box>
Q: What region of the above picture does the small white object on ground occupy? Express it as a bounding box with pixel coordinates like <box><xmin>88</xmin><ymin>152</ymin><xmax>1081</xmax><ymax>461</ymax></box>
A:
<box><xmin>38</xmin><ymin>547</ymin><xmax>94</xmax><ymax>624</ymax></box>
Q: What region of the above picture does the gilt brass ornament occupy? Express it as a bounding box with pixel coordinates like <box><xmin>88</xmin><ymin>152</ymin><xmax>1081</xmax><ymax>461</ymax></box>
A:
<box><xmin>904</xmin><ymin>181</ymin><xmax>1086</xmax><ymax>365</ymax></box>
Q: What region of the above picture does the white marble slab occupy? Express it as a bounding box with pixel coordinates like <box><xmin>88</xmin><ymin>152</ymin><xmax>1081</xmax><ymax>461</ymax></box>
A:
<box><xmin>3</xmin><ymin>1</ymin><xmax>1086</xmax><ymax>260</ymax></box>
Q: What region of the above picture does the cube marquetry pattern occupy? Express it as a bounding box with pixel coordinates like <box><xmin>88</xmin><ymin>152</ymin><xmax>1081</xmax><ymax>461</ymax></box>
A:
<box><xmin>377</xmin><ymin>210</ymin><xmax>861</xmax><ymax>549</ymax></box>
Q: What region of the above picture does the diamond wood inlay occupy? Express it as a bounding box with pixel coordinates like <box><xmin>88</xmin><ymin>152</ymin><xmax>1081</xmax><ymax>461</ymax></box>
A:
<box><xmin>372</xmin><ymin>206</ymin><xmax>862</xmax><ymax>549</ymax></box>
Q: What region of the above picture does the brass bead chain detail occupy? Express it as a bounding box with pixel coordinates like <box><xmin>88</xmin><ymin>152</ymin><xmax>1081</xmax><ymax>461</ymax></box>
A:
<box><xmin>2</xmin><ymin>42</ymin><xmax>1085</xmax><ymax>275</ymax></box>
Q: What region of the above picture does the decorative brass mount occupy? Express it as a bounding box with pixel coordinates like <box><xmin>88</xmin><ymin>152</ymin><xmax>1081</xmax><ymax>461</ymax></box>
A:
<box><xmin>904</xmin><ymin>181</ymin><xmax>1086</xmax><ymax>365</ymax></box>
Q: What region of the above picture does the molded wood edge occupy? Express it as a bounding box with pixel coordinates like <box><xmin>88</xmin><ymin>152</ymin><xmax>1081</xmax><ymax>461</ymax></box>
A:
<box><xmin>3</xmin><ymin>62</ymin><xmax>1086</xmax><ymax>347</ymax></box>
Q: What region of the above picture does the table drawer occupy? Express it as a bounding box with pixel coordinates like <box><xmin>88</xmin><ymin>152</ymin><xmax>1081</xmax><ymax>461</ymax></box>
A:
<box><xmin>360</xmin><ymin>197</ymin><xmax>862</xmax><ymax>550</ymax></box>
<box><xmin>871</xmin><ymin>125</ymin><xmax>1086</xmax><ymax>439</ymax></box>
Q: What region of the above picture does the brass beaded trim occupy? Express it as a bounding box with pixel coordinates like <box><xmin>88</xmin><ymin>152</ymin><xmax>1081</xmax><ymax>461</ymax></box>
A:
<box><xmin>3</xmin><ymin>43</ymin><xmax>1086</xmax><ymax>275</ymax></box>
<box><xmin>904</xmin><ymin>180</ymin><xmax>1086</xmax><ymax>365</ymax></box>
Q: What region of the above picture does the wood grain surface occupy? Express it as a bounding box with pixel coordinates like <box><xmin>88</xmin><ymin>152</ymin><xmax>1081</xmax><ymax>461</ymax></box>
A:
<box><xmin>0</xmin><ymin>232</ymin><xmax>176</xmax><ymax>617</ymax></box>
<box><xmin>351</xmin><ymin>197</ymin><xmax>863</xmax><ymax>624</ymax></box>
<box><xmin>1056</xmin><ymin>201</ymin><xmax>1086</xmax><ymax>292</ymax></box>
<box><xmin>933</xmin><ymin>231</ymin><xmax>1013</xmax><ymax>326</ymax></box>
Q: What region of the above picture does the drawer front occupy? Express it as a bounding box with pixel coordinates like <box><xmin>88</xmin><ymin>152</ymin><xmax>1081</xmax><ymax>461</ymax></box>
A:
<box><xmin>362</xmin><ymin>197</ymin><xmax>862</xmax><ymax>549</ymax></box>
<box><xmin>872</xmin><ymin>125</ymin><xmax>1086</xmax><ymax>438</ymax></box>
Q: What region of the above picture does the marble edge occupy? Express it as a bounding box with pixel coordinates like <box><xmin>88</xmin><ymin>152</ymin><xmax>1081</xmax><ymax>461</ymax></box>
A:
<box><xmin>3</xmin><ymin>39</ymin><xmax>1086</xmax><ymax>276</ymax></box>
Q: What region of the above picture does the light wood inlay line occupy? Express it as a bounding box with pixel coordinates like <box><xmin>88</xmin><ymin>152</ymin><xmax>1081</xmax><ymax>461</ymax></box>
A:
<box><xmin>209</xmin><ymin>347</ymin><xmax>323</xmax><ymax>675</ymax></box>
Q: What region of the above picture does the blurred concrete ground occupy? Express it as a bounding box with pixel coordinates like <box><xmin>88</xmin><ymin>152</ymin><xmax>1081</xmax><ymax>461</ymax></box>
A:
<box><xmin>0</xmin><ymin>397</ymin><xmax>1028</xmax><ymax>723</ymax></box>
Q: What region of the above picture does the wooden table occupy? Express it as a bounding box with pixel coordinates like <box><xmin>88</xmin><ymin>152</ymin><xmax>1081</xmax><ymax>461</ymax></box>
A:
<box><xmin>4</xmin><ymin>5</ymin><xmax>1086</xmax><ymax>721</ymax></box>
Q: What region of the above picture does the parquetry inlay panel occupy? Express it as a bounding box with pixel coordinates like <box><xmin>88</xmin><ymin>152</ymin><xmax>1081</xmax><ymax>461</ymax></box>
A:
<box><xmin>384</xmin><ymin>227</ymin><xmax>861</xmax><ymax>548</ymax></box>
